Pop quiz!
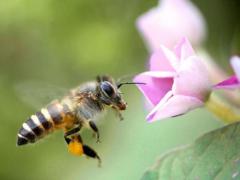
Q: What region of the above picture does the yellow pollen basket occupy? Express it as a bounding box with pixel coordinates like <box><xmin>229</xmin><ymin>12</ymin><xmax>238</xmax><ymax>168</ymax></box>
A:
<box><xmin>68</xmin><ymin>139</ymin><xmax>84</xmax><ymax>156</ymax></box>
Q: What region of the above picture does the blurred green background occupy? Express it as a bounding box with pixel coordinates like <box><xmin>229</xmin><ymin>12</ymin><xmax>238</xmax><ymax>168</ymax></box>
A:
<box><xmin>0</xmin><ymin>0</ymin><xmax>239</xmax><ymax>180</ymax></box>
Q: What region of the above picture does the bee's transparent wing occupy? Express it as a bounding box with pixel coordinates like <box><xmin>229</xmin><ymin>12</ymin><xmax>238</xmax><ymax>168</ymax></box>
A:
<box><xmin>15</xmin><ymin>81</ymin><xmax>69</xmax><ymax>109</ymax></box>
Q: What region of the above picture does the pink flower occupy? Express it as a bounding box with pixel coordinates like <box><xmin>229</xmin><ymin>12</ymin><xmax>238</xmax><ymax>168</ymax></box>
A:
<box><xmin>134</xmin><ymin>38</ymin><xmax>211</xmax><ymax>122</ymax></box>
<box><xmin>137</xmin><ymin>0</ymin><xmax>206</xmax><ymax>51</ymax></box>
<box><xmin>214</xmin><ymin>56</ymin><xmax>240</xmax><ymax>89</ymax></box>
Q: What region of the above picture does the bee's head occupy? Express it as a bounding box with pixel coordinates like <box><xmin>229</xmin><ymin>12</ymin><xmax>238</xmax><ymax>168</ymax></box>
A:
<box><xmin>97</xmin><ymin>75</ymin><xmax>126</xmax><ymax>111</ymax></box>
<box><xmin>97</xmin><ymin>75</ymin><xmax>145</xmax><ymax>111</ymax></box>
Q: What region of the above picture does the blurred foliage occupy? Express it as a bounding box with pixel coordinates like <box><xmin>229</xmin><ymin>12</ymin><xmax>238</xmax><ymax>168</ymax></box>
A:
<box><xmin>193</xmin><ymin>0</ymin><xmax>240</xmax><ymax>67</ymax></box>
<box><xmin>141</xmin><ymin>121</ymin><xmax>240</xmax><ymax>180</ymax></box>
<box><xmin>0</xmin><ymin>0</ymin><xmax>239</xmax><ymax>180</ymax></box>
<box><xmin>0</xmin><ymin>0</ymin><xmax>153</xmax><ymax>83</ymax></box>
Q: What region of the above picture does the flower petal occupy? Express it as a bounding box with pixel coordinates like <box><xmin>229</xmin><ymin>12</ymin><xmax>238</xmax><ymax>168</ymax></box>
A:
<box><xmin>134</xmin><ymin>71</ymin><xmax>174</xmax><ymax>106</ymax></box>
<box><xmin>150</xmin><ymin>47</ymin><xmax>179</xmax><ymax>72</ymax></box>
<box><xmin>140</xmin><ymin>71</ymin><xmax>176</xmax><ymax>78</ymax></box>
<box><xmin>146</xmin><ymin>90</ymin><xmax>173</xmax><ymax>119</ymax></box>
<box><xmin>231</xmin><ymin>56</ymin><xmax>240</xmax><ymax>81</ymax></box>
<box><xmin>172</xmin><ymin>56</ymin><xmax>211</xmax><ymax>101</ymax></box>
<box><xmin>213</xmin><ymin>75</ymin><xmax>240</xmax><ymax>89</ymax></box>
<box><xmin>136</xmin><ymin>0</ymin><xmax>206</xmax><ymax>51</ymax></box>
<box><xmin>147</xmin><ymin>94</ymin><xmax>204</xmax><ymax>122</ymax></box>
<box><xmin>197</xmin><ymin>49</ymin><xmax>228</xmax><ymax>84</ymax></box>
<box><xmin>174</xmin><ymin>37</ymin><xmax>195</xmax><ymax>61</ymax></box>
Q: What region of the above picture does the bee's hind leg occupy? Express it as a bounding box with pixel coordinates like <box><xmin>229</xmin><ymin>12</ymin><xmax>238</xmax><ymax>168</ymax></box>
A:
<box><xmin>64</xmin><ymin>125</ymin><xmax>82</xmax><ymax>146</ymax></box>
<box><xmin>64</xmin><ymin>126</ymin><xmax>81</xmax><ymax>138</ymax></box>
<box><xmin>64</xmin><ymin>136</ymin><xmax>71</xmax><ymax>144</ymax></box>
<box><xmin>89</xmin><ymin>121</ymin><xmax>101</xmax><ymax>143</ymax></box>
<box><xmin>65</xmin><ymin>134</ymin><xmax>101</xmax><ymax>167</ymax></box>
<box><xmin>83</xmin><ymin>144</ymin><xmax>102</xmax><ymax>167</ymax></box>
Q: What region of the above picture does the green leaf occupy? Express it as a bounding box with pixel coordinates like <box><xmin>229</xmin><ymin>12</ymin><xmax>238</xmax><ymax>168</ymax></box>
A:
<box><xmin>142</xmin><ymin>122</ymin><xmax>240</xmax><ymax>180</ymax></box>
<box><xmin>141</xmin><ymin>171</ymin><xmax>159</xmax><ymax>180</ymax></box>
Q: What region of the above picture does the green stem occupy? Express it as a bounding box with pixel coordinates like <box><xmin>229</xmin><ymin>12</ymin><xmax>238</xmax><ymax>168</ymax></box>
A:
<box><xmin>205</xmin><ymin>93</ymin><xmax>240</xmax><ymax>124</ymax></box>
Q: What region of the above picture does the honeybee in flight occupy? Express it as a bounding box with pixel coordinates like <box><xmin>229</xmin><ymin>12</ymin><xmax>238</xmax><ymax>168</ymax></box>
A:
<box><xmin>17</xmin><ymin>75</ymin><xmax>143</xmax><ymax>165</ymax></box>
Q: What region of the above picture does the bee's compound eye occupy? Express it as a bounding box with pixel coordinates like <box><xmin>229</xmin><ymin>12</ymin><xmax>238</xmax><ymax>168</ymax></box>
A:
<box><xmin>100</xmin><ymin>82</ymin><xmax>114</xmax><ymax>97</ymax></box>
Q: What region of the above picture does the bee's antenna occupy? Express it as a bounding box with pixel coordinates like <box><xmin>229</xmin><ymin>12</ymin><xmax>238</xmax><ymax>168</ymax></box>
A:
<box><xmin>116</xmin><ymin>74</ymin><xmax>136</xmax><ymax>84</ymax></box>
<box><xmin>117</xmin><ymin>82</ymin><xmax>146</xmax><ymax>89</ymax></box>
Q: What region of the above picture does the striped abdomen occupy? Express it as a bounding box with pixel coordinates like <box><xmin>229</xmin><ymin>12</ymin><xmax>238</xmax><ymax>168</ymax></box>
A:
<box><xmin>17</xmin><ymin>102</ymin><xmax>74</xmax><ymax>146</ymax></box>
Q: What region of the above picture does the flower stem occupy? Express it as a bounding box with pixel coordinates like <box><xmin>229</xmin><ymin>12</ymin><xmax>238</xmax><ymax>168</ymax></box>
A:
<box><xmin>205</xmin><ymin>93</ymin><xmax>240</xmax><ymax>124</ymax></box>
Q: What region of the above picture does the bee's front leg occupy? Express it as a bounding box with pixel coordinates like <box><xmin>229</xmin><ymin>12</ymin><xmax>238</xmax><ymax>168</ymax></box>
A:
<box><xmin>114</xmin><ymin>108</ymin><xmax>124</xmax><ymax>121</ymax></box>
<box><xmin>116</xmin><ymin>110</ymin><xmax>124</xmax><ymax>121</ymax></box>
<box><xmin>111</xmin><ymin>106</ymin><xmax>124</xmax><ymax>121</ymax></box>
<box><xmin>89</xmin><ymin>121</ymin><xmax>101</xmax><ymax>143</ymax></box>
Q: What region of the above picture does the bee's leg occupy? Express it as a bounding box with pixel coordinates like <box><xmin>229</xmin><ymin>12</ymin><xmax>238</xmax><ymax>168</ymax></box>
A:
<box><xmin>64</xmin><ymin>126</ymin><xmax>81</xmax><ymax>137</ymax></box>
<box><xmin>64</xmin><ymin>136</ymin><xmax>71</xmax><ymax>144</ymax></box>
<box><xmin>89</xmin><ymin>121</ymin><xmax>101</xmax><ymax>143</ymax></box>
<box><xmin>111</xmin><ymin>106</ymin><xmax>124</xmax><ymax>121</ymax></box>
<box><xmin>66</xmin><ymin>134</ymin><xmax>101</xmax><ymax>167</ymax></box>
<box><xmin>64</xmin><ymin>133</ymin><xmax>83</xmax><ymax>144</ymax></box>
<box><xmin>64</xmin><ymin>126</ymin><xmax>82</xmax><ymax>144</ymax></box>
<box><xmin>115</xmin><ymin>110</ymin><xmax>124</xmax><ymax>121</ymax></box>
<box><xmin>83</xmin><ymin>144</ymin><xmax>102</xmax><ymax>167</ymax></box>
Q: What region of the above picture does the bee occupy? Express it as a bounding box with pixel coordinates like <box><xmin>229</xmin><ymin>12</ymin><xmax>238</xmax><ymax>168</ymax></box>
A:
<box><xmin>17</xmin><ymin>75</ymin><xmax>143</xmax><ymax>165</ymax></box>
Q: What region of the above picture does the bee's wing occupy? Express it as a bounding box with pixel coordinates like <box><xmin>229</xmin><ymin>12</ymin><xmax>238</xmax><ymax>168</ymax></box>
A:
<box><xmin>15</xmin><ymin>81</ymin><xmax>69</xmax><ymax>109</ymax></box>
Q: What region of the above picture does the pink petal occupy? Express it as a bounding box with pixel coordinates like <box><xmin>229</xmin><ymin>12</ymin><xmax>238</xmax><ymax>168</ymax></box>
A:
<box><xmin>174</xmin><ymin>37</ymin><xmax>195</xmax><ymax>60</ymax></box>
<box><xmin>136</xmin><ymin>0</ymin><xmax>206</xmax><ymax>51</ymax></box>
<box><xmin>231</xmin><ymin>56</ymin><xmax>240</xmax><ymax>81</ymax></box>
<box><xmin>150</xmin><ymin>47</ymin><xmax>179</xmax><ymax>72</ymax></box>
<box><xmin>139</xmin><ymin>71</ymin><xmax>176</xmax><ymax>78</ymax></box>
<box><xmin>213</xmin><ymin>75</ymin><xmax>240</xmax><ymax>89</ymax></box>
<box><xmin>147</xmin><ymin>90</ymin><xmax>174</xmax><ymax>116</ymax></box>
<box><xmin>136</xmin><ymin>7</ymin><xmax>176</xmax><ymax>52</ymax></box>
<box><xmin>198</xmin><ymin>49</ymin><xmax>228</xmax><ymax>84</ymax></box>
<box><xmin>172</xmin><ymin>56</ymin><xmax>211</xmax><ymax>101</ymax></box>
<box><xmin>160</xmin><ymin>0</ymin><xmax>206</xmax><ymax>47</ymax></box>
<box><xmin>133</xmin><ymin>71</ymin><xmax>174</xmax><ymax>106</ymax></box>
<box><xmin>147</xmin><ymin>94</ymin><xmax>204</xmax><ymax>122</ymax></box>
